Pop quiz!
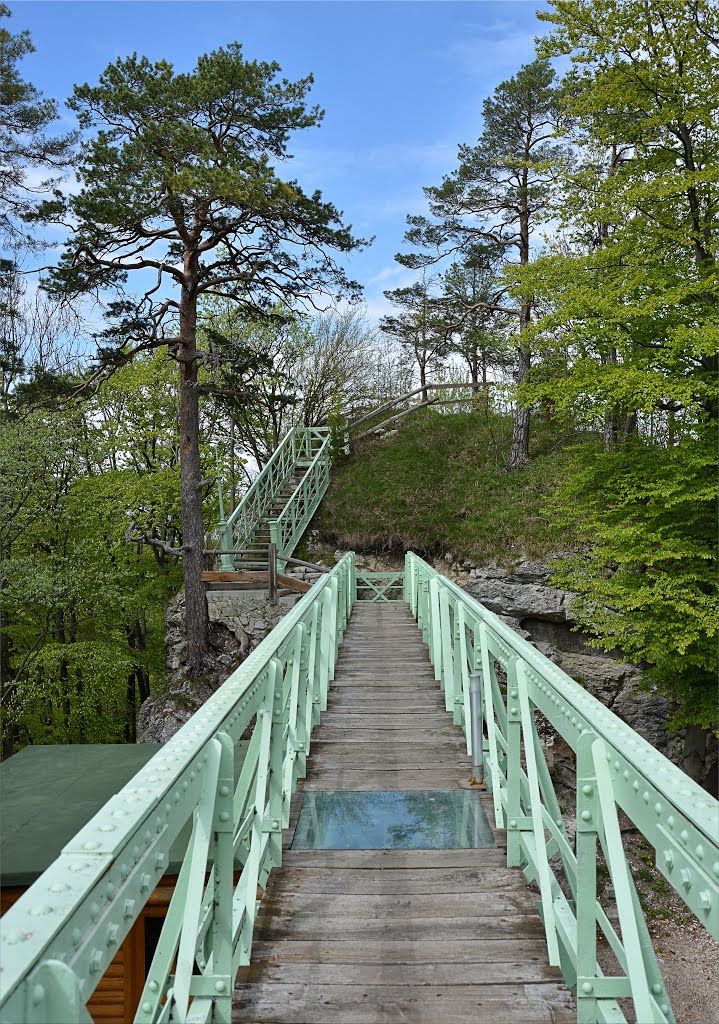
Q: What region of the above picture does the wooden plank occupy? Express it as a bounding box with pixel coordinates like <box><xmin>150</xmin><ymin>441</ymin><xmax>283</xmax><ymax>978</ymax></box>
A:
<box><xmin>233</xmin><ymin>983</ymin><xmax>575</xmax><ymax>1023</ymax></box>
<box><xmin>265</xmin><ymin>867</ymin><xmax>523</xmax><ymax>895</ymax></box>
<box><xmin>202</xmin><ymin>570</ymin><xmax>268</xmax><ymax>583</ymax></box>
<box><xmin>258</xmin><ymin>892</ymin><xmax>536</xmax><ymax>919</ymax></box>
<box><xmin>253</xmin><ymin>914</ymin><xmax>546</xmax><ymax>941</ymax></box>
<box><xmin>249</xmin><ymin>937</ymin><xmax>551</xmax><ymax>964</ymax></box>
<box><xmin>277</xmin><ymin>573</ymin><xmax>312</xmax><ymax>593</ymax></box>
<box><xmin>281</xmin><ymin>848</ymin><xmax>508</xmax><ymax>868</ymax></box>
<box><xmin>236</xmin><ymin>962</ymin><xmax>564</xmax><ymax>986</ymax></box>
<box><xmin>278</xmin><ymin>843</ymin><xmax>510</xmax><ymax>868</ymax></box>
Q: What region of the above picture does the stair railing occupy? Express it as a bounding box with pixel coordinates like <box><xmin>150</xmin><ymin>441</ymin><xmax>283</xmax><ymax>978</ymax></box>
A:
<box><xmin>220</xmin><ymin>427</ymin><xmax>329</xmax><ymax>568</ymax></box>
<box><xmin>268</xmin><ymin>431</ymin><xmax>332</xmax><ymax>571</ymax></box>
<box><xmin>0</xmin><ymin>555</ymin><xmax>356</xmax><ymax>1024</ymax></box>
<box><xmin>405</xmin><ymin>551</ymin><xmax>718</xmax><ymax>1024</ymax></box>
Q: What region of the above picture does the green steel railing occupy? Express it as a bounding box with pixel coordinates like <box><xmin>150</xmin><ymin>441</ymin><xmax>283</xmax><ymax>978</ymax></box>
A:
<box><xmin>219</xmin><ymin>427</ymin><xmax>330</xmax><ymax>569</ymax></box>
<box><xmin>268</xmin><ymin>439</ymin><xmax>332</xmax><ymax>572</ymax></box>
<box><xmin>405</xmin><ymin>552</ymin><xmax>719</xmax><ymax>1024</ymax></box>
<box><xmin>0</xmin><ymin>554</ymin><xmax>356</xmax><ymax>1024</ymax></box>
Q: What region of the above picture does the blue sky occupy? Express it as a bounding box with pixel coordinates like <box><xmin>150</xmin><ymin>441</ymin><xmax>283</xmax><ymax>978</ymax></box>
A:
<box><xmin>14</xmin><ymin>0</ymin><xmax>551</xmax><ymax>321</ymax></box>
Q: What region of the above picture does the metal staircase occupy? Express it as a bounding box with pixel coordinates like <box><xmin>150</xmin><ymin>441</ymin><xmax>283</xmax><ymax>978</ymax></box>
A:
<box><xmin>218</xmin><ymin>427</ymin><xmax>331</xmax><ymax>572</ymax></box>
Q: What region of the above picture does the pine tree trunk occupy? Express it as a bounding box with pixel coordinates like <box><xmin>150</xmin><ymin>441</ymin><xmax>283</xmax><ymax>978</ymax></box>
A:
<box><xmin>509</xmin><ymin>335</ymin><xmax>531</xmax><ymax>468</ymax></box>
<box><xmin>508</xmin><ymin>202</ymin><xmax>532</xmax><ymax>470</ymax></box>
<box><xmin>178</xmin><ymin>273</ymin><xmax>209</xmax><ymax>678</ymax></box>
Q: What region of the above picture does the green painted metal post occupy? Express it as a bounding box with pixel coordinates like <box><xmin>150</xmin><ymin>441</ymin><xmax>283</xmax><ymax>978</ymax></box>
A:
<box><xmin>265</xmin><ymin>658</ymin><xmax>285</xmax><ymax>876</ymax></box>
<box><xmin>211</xmin><ymin>733</ymin><xmax>235</xmax><ymax>1024</ymax></box>
<box><xmin>217</xmin><ymin>474</ymin><xmax>234</xmax><ymax>571</ymax></box>
<box><xmin>576</xmin><ymin>731</ymin><xmax>600</xmax><ymax>1024</ymax></box>
<box><xmin>505</xmin><ymin>658</ymin><xmax>523</xmax><ymax>868</ymax></box>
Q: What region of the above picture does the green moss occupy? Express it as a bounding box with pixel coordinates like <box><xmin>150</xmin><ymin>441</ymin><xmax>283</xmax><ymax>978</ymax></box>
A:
<box><xmin>314</xmin><ymin>409</ymin><xmax>576</xmax><ymax>563</ymax></box>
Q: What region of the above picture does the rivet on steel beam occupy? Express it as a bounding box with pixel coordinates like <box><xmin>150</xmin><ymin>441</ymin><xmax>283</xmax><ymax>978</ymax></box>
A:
<box><xmin>83</xmin><ymin>841</ymin><xmax>100</xmax><ymax>851</ymax></box>
<box><xmin>699</xmin><ymin>891</ymin><xmax>711</xmax><ymax>911</ymax></box>
<box><xmin>614</xmin><ymin>760</ymin><xmax>620</xmax><ymax>772</ymax></box>
<box><xmin>140</xmin><ymin>874</ymin><xmax>152</xmax><ymax>892</ymax></box>
<box><xmin>105</xmin><ymin>883</ymin><xmax>115</xmax><ymax>899</ymax></box>
<box><xmin>124</xmin><ymin>899</ymin><xmax>136</xmax><ymax>919</ymax></box>
<box><xmin>642</xmin><ymin>791</ymin><xmax>649</xmax><ymax>803</ymax></box>
<box><xmin>220</xmin><ymin>811</ymin><xmax>230</xmax><ymax>822</ymax></box>
<box><xmin>219</xmin><ymin>784</ymin><xmax>230</xmax><ymax>797</ymax></box>
<box><xmin>89</xmin><ymin>950</ymin><xmax>103</xmax><ymax>974</ymax></box>
<box><xmin>31</xmin><ymin>984</ymin><xmax>45</xmax><ymax>1005</ymax></box>
<box><xmin>581</xmin><ymin>811</ymin><xmax>592</xmax><ymax>823</ymax></box>
<box><xmin>509</xmin><ymin>820</ymin><xmax>517</xmax><ymax>829</ymax></box>
<box><xmin>581</xmin><ymin>982</ymin><xmax>593</xmax><ymax>994</ymax></box>
<box><xmin>142</xmin><ymin>1002</ymin><xmax>152</xmax><ymax>1014</ymax></box>
<box><xmin>215</xmin><ymin>980</ymin><xmax>227</xmax><ymax>993</ymax></box>
<box><xmin>663</xmin><ymin>850</ymin><xmax>673</xmax><ymax>869</ymax></box>
<box><xmin>155</xmin><ymin>853</ymin><xmax>166</xmax><ymax>871</ymax></box>
<box><xmin>72</xmin><ymin>927</ymin><xmax>82</xmax><ymax>946</ymax></box>
<box><xmin>107</xmin><ymin>923</ymin><xmax>119</xmax><ymax>946</ymax></box>
<box><xmin>680</xmin><ymin>830</ymin><xmax>689</xmax><ymax>844</ymax></box>
<box><xmin>632</xmin><ymin>781</ymin><xmax>639</xmax><ymax>792</ymax></box>
<box><xmin>90</xmin><ymin>902</ymin><xmax>101</xmax><ymax>920</ymax></box>
<box><xmin>667</xmin><ymin>816</ymin><xmax>675</xmax><ymax>830</ymax></box>
<box><xmin>652</xmin><ymin>984</ymin><xmax>662</xmax><ymax>995</ymax></box>
<box><xmin>680</xmin><ymin>868</ymin><xmax>692</xmax><ymax>890</ymax></box>
<box><xmin>713</xmin><ymin>861</ymin><xmax>719</xmax><ymax>878</ymax></box>
<box><xmin>49</xmin><ymin>883</ymin><xmax>69</xmax><ymax>893</ymax></box>
<box><xmin>99</xmin><ymin>824</ymin><xmax>116</xmax><ymax>833</ymax></box>
<box><xmin>582</xmin><ymin>785</ymin><xmax>593</xmax><ymax>797</ymax></box>
<box><xmin>695</xmin><ymin>844</ymin><xmax>704</xmax><ymax>860</ymax></box>
<box><xmin>149</xmin><ymin>980</ymin><xmax>159</xmax><ymax>992</ymax></box>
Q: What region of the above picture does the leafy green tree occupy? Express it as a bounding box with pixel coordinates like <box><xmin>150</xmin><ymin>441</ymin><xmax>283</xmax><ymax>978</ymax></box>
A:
<box><xmin>379</xmin><ymin>274</ymin><xmax>449</xmax><ymax>399</ymax></box>
<box><xmin>516</xmin><ymin>0</ymin><xmax>719</xmax><ymax>727</ymax></box>
<box><xmin>46</xmin><ymin>45</ymin><xmax>366</xmax><ymax>675</ymax></box>
<box><xmin>0</xmin><ymin>3</ymin><xmax>75</xmax><ymax>244</ymax></box>
<box><xmin>548</xmin><ymin>436</ymin><xmax>717</xmax><ymax>730</ymax></box>
<box><xmin>398</xmin><ymin>59</ymin><xmax>570</xmax><ymax>467</ymax></box>
<box><xmin>439</xmin><ymin>250</ymin><xmax>513</xmax><ymax>400</ymax></box>
<box><xmin>0</xmin><ymin>353</ymin><xmax>184</xmax><ymax>756</ymax></box>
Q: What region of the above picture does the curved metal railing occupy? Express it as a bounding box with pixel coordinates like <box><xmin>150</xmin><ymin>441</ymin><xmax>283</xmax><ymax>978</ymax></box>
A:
<box><xmin>221</xmin><ymin>427</ymin><xmax>330</xmax><ymax>563</ymax></box>
<box><xmin>405</xmin><ymin>551</ymin><xmax>718</xmax><ymax>1024</ymax></box>
<box><xmin>0</xmin><ymin>555</ymin><xmax>356</xmax><ymax>1024</ymax></box>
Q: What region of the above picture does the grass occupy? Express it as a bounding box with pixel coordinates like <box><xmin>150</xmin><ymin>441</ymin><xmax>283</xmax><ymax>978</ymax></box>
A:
<box><xmin>313</xmin><ymin>409</ymin><xmax>579</xmax><ymax>564</ymax></box>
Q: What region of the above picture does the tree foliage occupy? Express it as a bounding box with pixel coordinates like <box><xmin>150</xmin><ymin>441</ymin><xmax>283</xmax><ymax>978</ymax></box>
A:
<box><xmin>515</xmin><ymin>0</ymin><xmax>719</xmax><ymax>727</ymax></box>
<box><xmin>45</xmin><ymin>45</ymin><xmax>367</xmax><ymax>675</ymax></box>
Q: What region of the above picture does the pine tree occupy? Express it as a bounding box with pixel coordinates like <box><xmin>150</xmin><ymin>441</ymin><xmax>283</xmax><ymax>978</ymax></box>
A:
<box><xmin>46</xmin><ymin>46</ymin><xmax>366</xmax><ymax>676</ymax></box>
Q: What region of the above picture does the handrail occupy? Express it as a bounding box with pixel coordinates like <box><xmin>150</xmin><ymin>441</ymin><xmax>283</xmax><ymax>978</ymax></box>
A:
<box><xmin>268</xmin><ymin>435</ymin><xmax>332</xmax><ymax>569</ymax></box>
<box><xmin>404</xmin><ymin>551</ymin><xmax>718</xmax><ymax>1024</ymax></box>
<box><xmin>0</xmin><ymin>554</ymin><xmax>356</xmax><ymax>1024</ymax></box>
<box><xmin>222</xmin><ymin>427</ymin><xmax>329</xmax><ymax>559</ymax></box>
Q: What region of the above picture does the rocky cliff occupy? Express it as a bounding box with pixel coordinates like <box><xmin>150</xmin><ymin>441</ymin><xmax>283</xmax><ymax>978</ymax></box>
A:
<box><xmin>448</xmin><ymin>555</ymin><xmax>716</xmax><ymax>791</ymax></box>
<box><xmin>137</xmin><ymin>589</ymin><xmax>300</xmax><ymax>744</ymax></box>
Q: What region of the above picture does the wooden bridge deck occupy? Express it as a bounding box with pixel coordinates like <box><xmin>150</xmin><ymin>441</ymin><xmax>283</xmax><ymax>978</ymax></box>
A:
<box><xmin>234</xmin><ymin>603</ymin><xmax>574</xmax><ymax>1023</ymax></box>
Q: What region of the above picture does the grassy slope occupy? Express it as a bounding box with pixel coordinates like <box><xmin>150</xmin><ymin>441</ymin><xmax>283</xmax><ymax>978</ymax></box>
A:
<box><xmin>314</xmin><ymin>410</ymin><xmax>577</xmax><ymax>564</ymax></box>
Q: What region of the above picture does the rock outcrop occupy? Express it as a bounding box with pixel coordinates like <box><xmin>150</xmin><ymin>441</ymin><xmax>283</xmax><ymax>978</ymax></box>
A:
<box><xmin>457</xmin><ymin>557</ymin><xmax>716</xmax><ymax>790</ymax></box>
<box><xmin>137</xmin><ymin>590</ymin><xmax>300</xmax><ymax>744</ymax></box>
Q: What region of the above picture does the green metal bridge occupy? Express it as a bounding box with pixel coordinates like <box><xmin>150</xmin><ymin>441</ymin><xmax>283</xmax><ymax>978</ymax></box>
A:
<box><xmin>1</xmin><ymin>429</ymin><xmax>717</xmax><ymax>1023</ymax></box>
